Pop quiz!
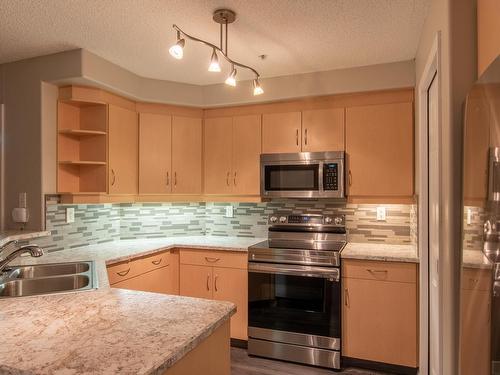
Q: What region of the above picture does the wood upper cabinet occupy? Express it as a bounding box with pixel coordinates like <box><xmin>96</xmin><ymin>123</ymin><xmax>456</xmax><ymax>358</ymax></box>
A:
<box><xmin>139</xmin><ymin>113</ymin><xmax>172</xmax><ymax>194</ymax></box>
<box><xmin>172</xmin><ymin>116</ymin><xmax>203</xmax><ymax>194</ymax></box>
<box><xmin>232</xmin><ymin>115</ymin><xmax>262</xmax><ymax>195</ymax></box>
<box><xmin>346</xmin><ymin>102</ymin><xmax>413</xmax><ymax>198</ymax></box>
<box><xmin>204</xmin><ymin>115</ymin><xmax>262</xmax><ymax>195</ymax></box>
<box><xmin>302</xmin><ymin>108</ymin><xmax>345</xmax><ymax>152</ymax></box>
<box><xmin>342</xmin><ymin>260</ymin><xmax>418</xmax><ymax>367</ymax></box>
<box><xmin>478</xmin><ymin>0</ymin><xmax>500</xmax><ymax>76</ymax></box>
<box><xmin>204</xmin><ymin>117</ymin><xmax>233</xmax><ymax>194</ymax></box>
<box><xmin>108</xmin><ymin>104</ymin><xmax>138</xmax><ymax>194</ymax></box>
<box><xmin>262</xmin><ymin>112</ymin><xmax>301</xmax><ymax>153</ymax></box>
<box><xmin>180</xmin><ymin>263</ymin><xmax>213</xmax><ymax>299</ymax></box>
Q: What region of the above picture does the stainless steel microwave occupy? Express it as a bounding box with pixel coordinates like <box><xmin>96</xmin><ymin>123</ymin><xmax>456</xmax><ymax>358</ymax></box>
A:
<box><xmin>260</xmin><ymin>151</ymin><xmax>345</xmax><ymax>198</ymax></box>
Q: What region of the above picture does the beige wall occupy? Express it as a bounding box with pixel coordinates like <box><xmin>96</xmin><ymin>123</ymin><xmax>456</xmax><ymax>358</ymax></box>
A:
<box><xmin>2</xmin><ymin>50</ymin><xmax>82</xmax><ymax>230</ymax></box>
<box><xmin>41</xmin><ymin>82</ymin><xmax>58</xmax><ymax>197</ymax></box>
<box><xmin>415</xmin><ymin>0</ymin><xmax>477</xmax><ymax>373</ymax></box>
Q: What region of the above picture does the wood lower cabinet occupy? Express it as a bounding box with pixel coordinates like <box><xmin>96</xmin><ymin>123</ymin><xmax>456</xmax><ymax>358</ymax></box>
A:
<box><xmin>109</xmin><ymin>104</ymin><xmax>139</xmax><ymax>194</ymax></box>
<box><xmin>346</xmin><ymin>102</ymin><xmax>413</xmax><ymax>198</ymax></box>
<box><xmin>342</xmin><ymin>259</ymin><xmax>418</xmax><ymax>367</ymax></box>
<box><xmin>212</xmin><ymin>267</ymin><xmax>248</xmax><ymax>340</ymax></box>
<box><xmin>179</xmin><ymin>249</ymin><xmax>248</xmax><ymax>340</ymax></box>
<box><xmin>113</xmin><ymin>265</ymin><xmax>176</xmax><ymax>294</ymax></box>
<box><xmin>262</xmin><ymin>112</ymin><xmax>301</xmax><ymax>153</ymax></box>
<box><xmin>302</xmin><ymin>108</ymin><xmax>345</xmax><ymax>152</ymax></box>
<box><xmin>139</xmin><ymin>113</ymin><xmax>172</xmax><ymax>194</ymax></box>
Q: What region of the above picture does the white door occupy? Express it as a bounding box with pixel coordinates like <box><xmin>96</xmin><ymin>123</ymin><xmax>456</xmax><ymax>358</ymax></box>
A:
<box><xmin>428</xmin><ymin>73</ymin><xmax>442</xmax><ymax>375</ymax></box>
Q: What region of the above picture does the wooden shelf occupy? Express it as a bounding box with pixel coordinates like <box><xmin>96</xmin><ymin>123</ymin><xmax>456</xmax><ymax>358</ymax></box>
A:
<box><xmin>59</xmin><ymin>160</ymin><xmax>107</xmax><ymax>165</ymax></box>
<box><xmin>59</xmin><ymin>129</ymin><xmax>107</xmax><ymax>136</ymax></box>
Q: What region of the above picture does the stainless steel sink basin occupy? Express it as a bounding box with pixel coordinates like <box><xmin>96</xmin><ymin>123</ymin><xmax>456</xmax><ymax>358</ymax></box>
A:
<box><xmin>0</xmin><ymin>275</ymin><xmax>90</xmax><ymax>297</ymax></box>
<box><xmin>7</xmin><ymin>262</ymin><xmax>90</xmax><ymax>279</ymax></box>
<box><xmin>0</xmin><ymin>261</ymin><xmax>97</xmax><ymax>298</ymax></box>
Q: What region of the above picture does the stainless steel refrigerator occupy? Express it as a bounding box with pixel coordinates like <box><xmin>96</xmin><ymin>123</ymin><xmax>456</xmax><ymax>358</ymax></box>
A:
<box><xmin>460</xmin><ymin>55</ymin><xmax>500</xmax><ymax>375</ymax></box>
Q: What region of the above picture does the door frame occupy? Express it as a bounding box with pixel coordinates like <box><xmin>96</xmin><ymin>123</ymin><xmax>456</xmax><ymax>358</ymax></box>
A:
<box><xmin>417</xmin><ymin>32</ymin><xmax>442</xmax><ymax>375</ymax></box>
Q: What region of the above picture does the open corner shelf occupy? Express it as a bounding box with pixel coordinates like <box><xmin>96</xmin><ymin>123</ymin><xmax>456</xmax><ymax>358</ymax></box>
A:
<box><xmin>58</xmin><ymin>129</ymin><xmax>107</xmax><ymax>137</ymax></box>
<box><xmin>58</xmin><ymin>160</ymin><xmax>107</xmax><ymax>166</ymax></box>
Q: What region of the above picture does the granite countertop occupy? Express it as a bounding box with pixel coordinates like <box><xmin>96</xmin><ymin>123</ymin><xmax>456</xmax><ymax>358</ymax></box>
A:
<box><xmin>0</xmin><ymin>235</ymin><xmax>264</xmax><ymax>375</ymax></box>
<box><xmin>341</xmin><ymin>242</ymin><xmax>419</xmax><ymax>263</ymax></box>
<box><xmin>0</xmin><ymin>229</ymin><xmax>51</xmax><ymax>247</ymax></box>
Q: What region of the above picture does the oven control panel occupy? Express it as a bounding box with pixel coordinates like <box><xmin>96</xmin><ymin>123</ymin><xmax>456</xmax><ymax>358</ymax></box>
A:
<box><xmin>268</xmin><ymin>214</ymin><xmax>345</xmax><ymax>226</ymax></box>
<box><xmin>323</xmin><ymin>163</ymin><xmax>339</xmax><ymax>191</ymax></box>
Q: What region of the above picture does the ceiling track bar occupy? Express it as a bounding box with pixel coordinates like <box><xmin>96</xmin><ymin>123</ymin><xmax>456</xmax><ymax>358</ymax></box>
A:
<box><xmin>172</xmin><ymin>24</ymin><xmax>260</xmax><ymax>78</ymax></box>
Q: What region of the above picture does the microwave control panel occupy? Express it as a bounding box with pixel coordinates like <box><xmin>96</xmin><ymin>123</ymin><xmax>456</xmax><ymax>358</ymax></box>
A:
<box><xmin>323</xmin><ymin>163</ymin><xmax>339</xmax><ymax>191</ymax></box>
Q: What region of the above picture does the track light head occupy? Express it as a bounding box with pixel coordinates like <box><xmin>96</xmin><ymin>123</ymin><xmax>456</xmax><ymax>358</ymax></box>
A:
<box><xmin>169</xmin><ymin>31</ymin><xmax>185</xmax><ymax>59</ymax></box>
<box><xmin>253</xmin><ymin>78</ymin><xmax>264</xmax><ymax>95</ymax></box>
<box><xmin>225</xmin><ymin>66</ymin><xmax>237</xmax><ymax>86</ymax></box>
<box><xmin>208</xmin><ymin>49</ymin><xmax>221</xmax><ymax>72</ymax></box>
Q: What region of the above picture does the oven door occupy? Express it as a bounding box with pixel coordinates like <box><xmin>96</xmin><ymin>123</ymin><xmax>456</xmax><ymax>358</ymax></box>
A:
<box><xmin>261</xmin><ymin>161</ymin><xmax>321</xmax><ymax>198</ymax></box>
<box><xmin>248</xmin><ymin>262</ymin><xmax>341</xmax><ymax>349</ymax></box>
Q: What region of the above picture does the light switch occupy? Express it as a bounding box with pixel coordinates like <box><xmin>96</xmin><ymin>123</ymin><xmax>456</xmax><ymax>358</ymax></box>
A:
<box><xmin>225</xmin><ymin>205</ymin><xmax>234</xmax><ymax>218</ymax></box>
<box><xmin>66</xmin><ymin>207</ymin><xmax>75</xmax><ymax>223</ymax></box>
<box><xmin>376</xmin><ymin>206</ymin><xmax>386</xmax><ymax>221</ymax></box>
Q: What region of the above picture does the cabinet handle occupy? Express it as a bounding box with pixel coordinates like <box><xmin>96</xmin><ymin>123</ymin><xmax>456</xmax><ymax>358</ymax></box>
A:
<box><xmin>174</xmin><ymin>172</ymin><xmax>177</xmax><ymax>186</ymax></box>
<box><xmin>215</xmin><ymin>275</ymin><xmax>218</xmax><ymax>292</ymax></box>
<box><xmin>226</xmin><ymin>171</ymin><xmax>230</xmax><ymax>186</ymax></box>
<box><xmin>166</xmin><ymin>171</ymin><xmax>170</xmax><ymax>186</ymax></box>
<box><xmin>295</xmin><ymin>129</ymin><xmax>299</xmax><ymax>146</ymax></box>
<box><xmin>305</xmin><ymin>128</ymin><xmax>308</xmax><ymax>145</ymax></box>
<box><xmin>348</xmin><ymin>170</ymin><xmax>352</xmax><ymax>186</ymax></box>
<box><xmin>111</xmin><ymin>169</ymin><xmax>116</xmax><ymax>186</ymax></box>
<box><xmin>116</xmin><ymin>268</ymin><xmax>130</xmax><ymax>277</ymax></box>
<box><xmin>234</xmin><ymin>171</ymin><xmax>237</xmax><ymax>186</ymax></box>
<box><xmin>367</xmin><ymin>269</ymin><xmax>388</xmax><ymax>276</ymax></box>
<box><xmin>205</xmin><ymin>257</ymin><xmax>220</xmax><ymax>263</ymax></box>
<box><xmin>206</xmin><ymin>274</ymin><xmax>210</xmax><ymax>291</ymax></box>
<box><xmin>151</xmin><ymin>258</ymin><xmax>162</xmax><ymax>266</ymax></box>
<box><xmin>344</xmin><ymin>288</ymin><xmax>349</xmax><ymax>307</ymax></box>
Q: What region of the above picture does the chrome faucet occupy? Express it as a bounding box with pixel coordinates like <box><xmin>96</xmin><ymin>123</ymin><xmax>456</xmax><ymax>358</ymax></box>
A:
<box><xmin>0</xmin><ymin>245</ymin><xmax>44</xmax><ymax>273</ymax></box>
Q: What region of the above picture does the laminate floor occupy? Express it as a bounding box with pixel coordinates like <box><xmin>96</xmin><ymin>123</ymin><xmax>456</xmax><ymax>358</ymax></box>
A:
<box><xmin>231</xmin><ymin>348</ymin><xmax>390</xmax><ymax>375</ymax></box>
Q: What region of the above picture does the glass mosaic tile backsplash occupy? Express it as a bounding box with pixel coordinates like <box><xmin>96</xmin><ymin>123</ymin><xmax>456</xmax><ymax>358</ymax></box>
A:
<box><xmin>34</xmin><ymin>200</ymin><xmax>417</xmax><ymax>252</ymax></box>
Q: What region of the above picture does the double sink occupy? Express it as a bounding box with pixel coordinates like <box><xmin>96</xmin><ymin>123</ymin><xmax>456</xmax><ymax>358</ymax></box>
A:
<box><xmin>0</xmin><ymin>261</ymin><xmax>97</xmax><ymax>298</ymax></box>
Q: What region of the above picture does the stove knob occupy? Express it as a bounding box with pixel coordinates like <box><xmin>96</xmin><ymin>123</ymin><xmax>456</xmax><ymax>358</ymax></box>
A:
<box><xmin>324</xmin><ymin>217</ymin><xmax>333</xmax><ymax>224</ymax></box>
<box><xmin>279</xmin><ymin>216</ymin><xmax>287</xmax><ymax>223</ymax></box>
<box><xmin>334</xmin><ymin>217</ymin><xmax>343</xmax><ymax>225</ymax></box>
<box><xmin>269</xmin><ymin>216</ymin><xmax>278</xmax><ymax>223</ymax></box>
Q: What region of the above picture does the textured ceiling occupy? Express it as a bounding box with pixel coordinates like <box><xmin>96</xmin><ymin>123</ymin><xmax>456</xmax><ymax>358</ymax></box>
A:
<box><xmin>0</xmin><ymin>0</ymin><xmax>430</xmax><ymax>85</ymax></box>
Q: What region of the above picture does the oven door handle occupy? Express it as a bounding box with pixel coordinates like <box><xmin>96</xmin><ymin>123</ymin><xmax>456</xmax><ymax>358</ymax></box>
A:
<box><xmin>248</xmin><ymin>262</ymin><xmax>340</xmax><ymax>281</ymax></box>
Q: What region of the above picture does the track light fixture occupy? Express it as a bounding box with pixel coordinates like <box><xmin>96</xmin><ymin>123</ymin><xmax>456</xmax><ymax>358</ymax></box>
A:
<box><xmin>168</xmin><ymin>9</ymin><xmax>264</xmax><ymax>96</ymax></box>
<box><xmin>225</xmin><ymin>65</ymin><xmax>237</xmax><ymax>86</ymax></box>
<box><xmin>208</xmin><ymin>48</ymin><xmax>221</xmax><ymax>72</ymax></box>
<box><xmin>168</xmin><ymin>31</ymin><xmax>185</xmax><ymax>60</ymax></box>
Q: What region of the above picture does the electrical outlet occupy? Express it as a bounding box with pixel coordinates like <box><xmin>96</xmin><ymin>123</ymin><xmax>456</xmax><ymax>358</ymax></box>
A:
<box><xmin>225</xmin><ymin>205</ymin><xmax>234</xmax><ymax>218</ymax></box>
<box><xmin>376</xmin><ymin>206</ymin><xmax>386</xmax><ymax>221</ymax></box>
<box><xmin>467</xmin><ymin>208</ymin><xmax>472</xmax><ymax>225</ymax></box>
<box><xmin>66</xmin><ymin>207</ymin><xmax>75</xmax><ymax>223</ymax></box>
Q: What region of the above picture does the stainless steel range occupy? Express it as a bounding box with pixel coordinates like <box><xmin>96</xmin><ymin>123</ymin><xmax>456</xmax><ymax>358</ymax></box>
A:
<box><xmin>248</xmin><ymin>213</ymin><xmax>346</xmax><ymax>370</ymax></box>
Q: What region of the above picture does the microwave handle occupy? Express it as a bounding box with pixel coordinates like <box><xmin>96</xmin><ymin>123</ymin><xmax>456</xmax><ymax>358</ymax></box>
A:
<box><xmin>248</xmin><ymin>262</ymin><xmax>339</xmax><ymax>281</ymax></box>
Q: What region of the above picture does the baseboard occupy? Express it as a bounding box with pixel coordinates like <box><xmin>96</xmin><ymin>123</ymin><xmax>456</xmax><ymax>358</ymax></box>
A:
<box><xmin>342</xmin><ymin>357</ymin><xmax>418</xmax><ymax>375</ymax></box>
<box><xmin>231</xmin><ymin>338</ymin><xmax>248</xmax><ymax>349</ymax></box>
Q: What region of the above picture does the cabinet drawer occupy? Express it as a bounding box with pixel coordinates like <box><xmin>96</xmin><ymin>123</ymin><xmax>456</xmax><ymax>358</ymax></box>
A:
<box><xmin>180</xmin><ymin>249</ymin><xmax>247</xmax><ymax>269</ymax></box>
<box><xmin>136</xmin><ymin>251</ymin><xmax>171</xmax><ymax>274</ymax></box>
<box><xmin>342</xmin><ymin>259</ymin><xmax>417</xmax><ymax>283</ymax></box>
<box><xmin>107</xmin><ymin>260</ymin><xmax>143</xmax><ymax>285</ymax></box>
<box><xmin>461</xmin><ymin>268</ymin><xmax>491</xmax><ymax>291</ymax></box>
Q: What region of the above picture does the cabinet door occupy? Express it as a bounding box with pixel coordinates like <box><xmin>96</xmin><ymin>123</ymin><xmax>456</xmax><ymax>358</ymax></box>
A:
<box><xmin>213</xmin><ymin>267</ymin><xmax>248</xmax><ymax>340</ymax></box>
<box><xmin>108</xmin><ymin>104</ymin><xmax>138</xmax><ymax>194</ymax></box>
<box><xmin>139</xmin><ymin>113</ymin><xmax>172</xmax><ymax>194</ymax></box>
<box><xmin>232</xmin><ymin>115</ymin><xmax>262</xmax><ymax>195</ymax></box>
<box><xmin>171</xmin><ymin>116</ymin><xmax>202</xmax><ymax>194</ymax></box>
<box><xmin>204</xmin><ymin>117</ymin><xmax>233</xmax><ymax>194</ymax></box>
<box><xmin>342</xmin><ymin>277</ymin><xmax>418</xmax><ymax>367</ymax></box>
<box><xmin>302</xmin><ymin>108</ymin><xmax>344</xmax><ymax>152</ymax></box>
<box><xmin>346</xmin><ymin>102</ymin><xmax>413</xmax><ymax>197</ymax></box>
<box><xmin>179</xmin><ymin>264</ymin><xmax>213</xmax><ymax>299</ymax></box>
<box><xmin>262</xmin><ymin>112</ymin><xmax>302</xmax><ymax>153</ymax></box>
<box><xmin>112</xmin><ymin>266</ymin><xmax>174</xmax><ymax>294</ymax></box>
